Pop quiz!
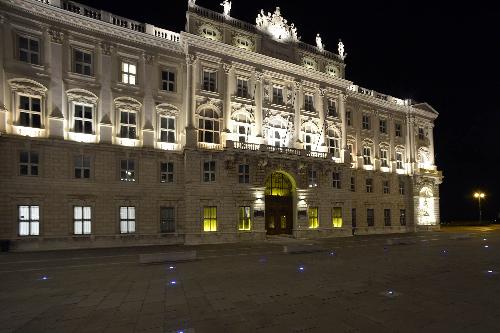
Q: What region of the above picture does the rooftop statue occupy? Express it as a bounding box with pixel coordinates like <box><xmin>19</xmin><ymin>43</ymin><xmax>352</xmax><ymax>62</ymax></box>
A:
<box><xmin>256</xmin><ymin>7</ymin><xmax>299</xmax><ymax>43</ymax></box>
<box><xmin>221</xmin><ymin>0</ymin><xmax>232</xmax><ymax>16</ymax></box>
<box><xmin>316</xmin><ymin>33</ymin><xmax>324</xmax><ymax>52</ymax></box>
<box><xmin>188</xmin><ymin>0</ymin><xmax>196</xmax><ymax>7</ymax></box>
<box><xmin>338</xmin><ymin>40</ymin><xmax>347</xmax><ymax>60</ymax></box>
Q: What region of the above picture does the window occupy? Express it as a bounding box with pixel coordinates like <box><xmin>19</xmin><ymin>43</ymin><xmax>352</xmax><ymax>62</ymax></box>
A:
<box><xmin>332</xmin><ymin>172</ymin><xmax>341</xmax><ymax>189</ymax></box>
<box><xmin>380</xmin><ymin>149</ymin><xmax>388</xmax><ymax>168</ymax></box>
<box><xmin>19</xmin><ymin>95</ymin><xmax>41</xmax><ymax>128</ymax></box>
<box><xmin>203</xmin><ymin>161</ymin><xmax>216</xmax><ymax>182</ymax></box>
<box><xmin>120</xmin><ymin>159</ymin><xmax>135</xmax><ymax>182</ymax></box>
<box><xmin>203</xmin><ymin>70</ymin><xmax>217</xmax><ymax>92</ymax></box>
<box><xmin>367</xmin><ymin>208</ymin><xmax>375</xmax><ymax>227</ymax></box>
<box><xmin>346</xmin><ymin>111</ymin><xmax>352</xmax><ymax>126</ymax></box>
<box><xmin>74</xmin><ymin>206</ymin><xmax>91</xmax><ymax>235</ymax></box>
<box><xmin>327</xmin><ymin>99</ymin><xmax>337</xmax><ymax>117</ymax></box>
<box><xmin>238</xmin><ymin>164</ymin><xmax>250</xmax><ymax>184</ymax></box>
<box><xmin>304</xmin><ymin>94</ymin><xmax>314</xmax><ymax>111</ymax></box>
<box><xmin>121</xmin><ymin>61</ymin><xmax>137</xmax><ymax>85</ymax></box>
<box><xmin>363</xmin><ymin>147</ymin><xmax>372</xmax><ymax>165</ymax></box>
<box><xmin>304</xmin><ymin>132</ymin><xmax>314</xmax><ymax>152</ymax></box>
<box><xmin>20</xmin><ymin>151</ymin><xmax>38</xmax><ymax>176</ymax></box>
<box><xmin>400</xmin><ymin>209</ymin><xmax>406</xmax><ymax>226</ymax></box>
<box><xmin>352</xmin><ymin>208</ymin><xmax>357</xmax><ymax>228</ymax></box>
<box><xmin>74</xmin><ymin>49</ymin><xmax>92</xmax><ymax>76</ymax></box>
<box><xmin>347</xmin><ymin>143</ymin><xmax>354</xmax><ymax>163</ymax></box>
<box><xmin>73</xmin><ymin>104</ymin><xmax>93</xmax><ymax>134</ymax></box>
<box><xmin>332</xmin><ymin>207</ymin><xmax>342</xmax><ymax>228</ymax></box>
<box><xmin>18</xmin><ymin>205</ymin><xmax>39</xmax><ymax>236</ymax></box>
<box><xmin>366</xmin><ymin>178</ymin><xmax>373</xmax><ymax>193</ymax></box>
<box><xmin>379</xmin><ymin>119</ymin><xmax>387</xmax><ymax>134</ymax></box>
<box><xmin>160</xmin><ymin>162</ymin><xmax>174</xmax><ymax>183</ymax></box>
<box><xmin>237</xmin><ymin>78</ymin><xmax>249</xmax><ymax>98</ymax></box>
<box><xmin>120</xmin><ymin>206</ymin><xmax>136</xmax><ymax>234</ymax></box>
<box><xmin>161</xmin><ymin>71</ymin><xmax>175</xmax><ymax>92</ymax></box>
<box><xmin>239</xmin><ymin>206</ymin><xmax>251</xmax><ymax>231</ymax></box>
<box><xmin>383</xmin><ymin>180</ymin><xmax>390</xmax><ymax>194</ymax></box>
<box><xmin>395</xmin><ymin>123</ymin><xmax>402</xmax><ymax>137</ymax></box>
<box><xmin>384</xmin><ymin>209</ymin><xmax>391</xmax><ymax>226</ymax></box>
<box><xmin>75</xmin><ymin>155</ymin><xmax>90</xmax><ymax>179</ymax></box>
<box><xmin>308</xmin><ymin>169</ymin><xmax>318</xmax><ymax>188</ymax></box>
<box><xmin>120</xmin><ymin>110</ymin><xmax>137</xmax><ymax>139</ymax></box>
<box><xmin>160</xmin><ymin>116</ymin><xmax>175</xmax><ymax>143</ymax></box>
<box><xmin>399</xmin><ymin>181</ymin><xmax>405</xmax><ymax>195</ymax></box>
<box><xmin>418</xmin><ymin>127</ymin><xmax>425</xmax><ymax>140</ymax></box>
<box><xmin>308</xmin><ymin>207</ymin><xmax>319</xmax><ymax>229</ymax></box>
<box><xmin>350</xmin><ymin>177</ymin><xmax>356</xmax><ymax>192</ymax></box>
<box><xmin>198</xmin><ymin>109</ymin><xmax>220</xmax><ymax>144</ymax></box>
<box><xmin>160</xmin><ymin>207</ymin><xmax>175</xmax><ymax>233</ymax></box>
<box><xmin>362</xmin><ymin>114</ymin><xmax>370</xmax><ymax>130</ymax></box>
<box><xmin>18</xmin><ymin>35</ymin><xmax>39</xmax><ymax>64</ymax></box>
<box><xmin>396</xmin><ymin>152</ymin><xmax>404</xmax><ymax>169</ymax></box>
<box><xmin>233</xmin><ymin>114</ymin><xmax>252</xmax><ymax>143</ymax></box>
<box><xmin>272</xmin><ymin>86</ymin><xmax>284</xmax><ymax>105</ymax></box>
<box><xmin>203</xmin><ymin>206</ymin><xmax>217</xmax><ymax>232</ymax></box>
<box><xmin>327</xmin><ymin>130</ymin><xmax>340</xmax><ymax>158</ymax></box>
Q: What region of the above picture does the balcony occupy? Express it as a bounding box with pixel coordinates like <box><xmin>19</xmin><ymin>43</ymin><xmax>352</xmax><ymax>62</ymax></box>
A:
<box><xmin>227</xmin><ymin>141</ymin><xmax>331</xmax><ymax>160</ymax></box>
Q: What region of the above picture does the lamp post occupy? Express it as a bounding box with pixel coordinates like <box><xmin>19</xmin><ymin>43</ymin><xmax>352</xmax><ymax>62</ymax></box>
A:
<box><xmin>473</xmin><ymin>192</ymin><xmax>486</xmax><ymax>224</ymax></box>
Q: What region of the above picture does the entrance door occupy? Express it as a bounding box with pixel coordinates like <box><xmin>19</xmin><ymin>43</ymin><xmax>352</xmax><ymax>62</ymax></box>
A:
<box><xmin>264</xmin><ymin>172</ymin><xmax>294</xmax><ymax>235</ymax></box>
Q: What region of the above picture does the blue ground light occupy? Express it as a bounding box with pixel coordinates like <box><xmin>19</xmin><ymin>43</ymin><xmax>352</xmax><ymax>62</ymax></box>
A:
<box><xmin>298</xmin><ymin>265</ymin><xmax>305</xmax><ymax>272</ymax></box>
<box><xmin>169</xmin><ymin>280</ymin><xmax>177</xmax><ymax>285</ymax></box>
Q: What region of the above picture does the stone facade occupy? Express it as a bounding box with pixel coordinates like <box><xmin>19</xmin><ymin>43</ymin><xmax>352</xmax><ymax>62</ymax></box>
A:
<box><xmin>0</xmin><ymin>0</ymin><xmax>443</xmax><ymax>251</ymax></box>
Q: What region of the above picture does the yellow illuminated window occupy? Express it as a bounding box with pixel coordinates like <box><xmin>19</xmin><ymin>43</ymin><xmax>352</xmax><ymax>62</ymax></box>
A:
<box><xmin>332</xmin><ymin>207</ymin><xmax>343</xmax><ymax>228</ymax></box>
<box><xmin>203</xmin><ymin>206</ymin><xmax>217</xmax><ymax>232</ymax></box>
<box><xmin>238</xmin><ymin>206</ymin><xmax>251</xmax><ymax>231</ymax></box>
<box><xmin>308</xmin><ymin>207</ymin><xmax>319</xmax><ymax>229</ymax></box>
<box><xmin>265</xmin><ymin>172</ymin><xmax>292</xmax><ymax>197</ymax></box>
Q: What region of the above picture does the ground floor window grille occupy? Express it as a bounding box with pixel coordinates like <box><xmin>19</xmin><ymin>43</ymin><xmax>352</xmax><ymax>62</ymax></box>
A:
<box><xmin>308</xmin><ymin>207</ymin><xmax>319</xmax><ymax>229</ymax></box>
<box><xmin>74</xmin><ymin>206</ymin><xmax>91</xmax><ymax>235</ymax></box>
<box><xmin>18</xmin><ymin>205</ymin><xmax>39</xmax><ymax>236</ymax></box>
<box><xmin>400</xmin><ymin>209</ymin><xmax>407</xmax><ymax>226</ymax></box>
<box><xmin>384</xmin><ymin>209</ymin><xmax>391</xmax><ymax>226</ymax></box>
<box><xmin>120</xmin><ymin>206</ymin><xmax>136</xmax><ymax>234</ymax></box>
<box><xmin>367</xmin><ymin>208</ymin><xmax>375</xmax><ymax>227</ymax></box>
<box><xmin>160</xmin><ymin>207</ymin><xmax>175</xmax><ymax>233</ymax></box>
<box><xmin>332</xmin><ymin>207</ymin><xmax>342</xmax><ymax>228</ymax></box>
<box><xmin>239</xmin><ymin>206</ymin><xmax>251</xmax><ymax>231</ymax></box>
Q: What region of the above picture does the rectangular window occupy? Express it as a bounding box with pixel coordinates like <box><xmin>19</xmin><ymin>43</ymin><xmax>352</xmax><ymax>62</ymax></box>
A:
<box><xmin>203</xmin><ymin>70</ymin><xmax>217</xmax><ymax>92</ymax></box>
<box><xmin>346</xmin><ymin>111</ymin><xmax>352</xmax><ymax>126</ymax></box>
<box><xmin>237</xmin><ymin>78</ymin><xmax>249</xmax><ymax>98</ymax></box>
<box><xmin>366</xmin><ymin>178</ymin><xmax>373</xmax><ymax>193</ymax></box>
<box><xmin>362</xmin><ymin>114</ymin><xmax>370</xmax><ymax>130</ymax></box>
<box><xmin>332</xmin><ymin>172</ymin><xmax>341</xmax><ymax>189</ymax></box>
<box><xmin>238</xmin><ymin>164</ymin><xmax>250</xmax><ymax>184</ymax></box>
<box><xmin>120</xmin><ymin>111</ymin><xmax>137</xmax><ymax>139</ymax></box>
<box><xmin>328</xmin><ymin>135</ymin><xmax>340</xmax><ymax>158</ymax></box>
<box><xmin>19</xmin><ymin>151</ymin><xmax>39</xmax><ymax>176</ymax></box>
<box><xmin>74</xmin><ymin>49</ymin><xmax>92</xmax><ymax>76</ymax></box>
<box><xmin>308</xmin><ymin>207</ymin><xmax>319</xmax><ymax>229</ymax></box>
<box><xmin>304</xmin><ymin>94</ymin><xmax>314</xmax><ymax>111</ymax></box>
<box><xmin>161</xmin><ymin>71</ymin><xmax>175</xmax><ymax>92</ymax></box>
<box><xmin>367</xmin><ymin>208</ymin><xmax>375</xmax><ymax>227</ymax></box>
<box><xmin>160</xmin><ymin>162</ymin><xmax>174</xmax><ymax>183</ymax></box>
<box><xmin>350</xmin><ymin>177</ymin><xmax>356</xmax><ymax>192</ymax></box>
<box><xmin>203</xmin><ymin>161</ymin><xmax>216</xmax><ymax>182</ymax></box>
<box><xmin>347</xmin><ymin>143</ymin><xmax>354</xmax><ymax>163</ymax></box>
<box><xmin>395</xmin><ymin>123</ymin><xmax>402</xmax><ymax>137</ymax></box>
<box><xmin>120</xmin><ymin>206</ymin><xmax>136</xmax><ymax>234</ymax></box>
<box><xmin>74</xmin><ymin>206</ymin><xmax>91</xmax><ymax>235</ymax></box>
<box><xmin>73</xmin><ymin>104</ymin><xmax>93</xmax><ymax>134</ymax></box>
<box><xmin>380</xmin><ymin>149</ymin><xmax>388</xmax><ymax>168</ymax></box>
<box><xmin>203</xmin><ymin>206</ymin><xmax>217</xmax><ymax>232</ymax></box>
<box><xmin>399</xmin><ymin>181</ymin><xmax>405</xmax><ymax>195</ymax></box>
<box><xmin>18</xmin><ymin>205</ymin><xmax>39</xmax><ymax>236</ymax></box>
<box><xmin>418</xmin><ymin>127</ymin><xmax>425</xmax><ymax>140</ymax></box>
<box><xmin>121</xmin><ymin>61</ymin><xmax>137</xmax><ymax>85</ymax></box>
<box><xmin>327</xmin><ymin>99</ymin><xmax>337</xmax><ymax>117</ymax></box>
<box><xmin>18</xmin><ymin>35</ymin><xmax>39</xmax><ymax>64</ymax></box>
<box><xmin>383</xmin><ymin>180</ymin><xmax>390</xmax><ymax>194</ymax></box>
<box><xmin>308</xmin><ymin>169</ymin><xmax>318</xmax><ymax>188</ymax></box>
<box><xmin>160</xmin><ymin>207</ymin><xmax>175</xmax><ymax>233</ymax></box>
<box><xmin>272</xmin><ymin>86</ymin><xmax>284</xmax><ymax>105</ymax></box>
<box><xmin>238</xmin><ymin>206</ymin><xmax>251</xmax><ymax>231</ymax></box>
<box><xmin>120</xmin><ymin>159</ymin><xmax>135</xmax><ymax>182</ymax></box>
<box><xmin>19</xmin><ymin>95</ymin><xmax>41</xmax><ymax>128</ymax></box>
<box><xmin>384</xmin><ymin>209</ymin><xmax>391</xmax><ymax>226</ymax></box>
<box><xmin>352</xmin><ymin>208</ymin><xmax>357</xmax><ymax>228</ymax></box>
<box><xmin>198</xmin><ymin>113</ymin><xmax>220</xmax><ymax>144</ymax></box>
<box><xmin>396</xmin><ymin>152</ymin><xmax>404</xmax><ymax>169</ymax></box>
<box><xmin>363</xmin><ymin>147</ymin><xmax>372</xmax><ymax>165</ymax></box>
<box><xmin>400</xmin><ymin>209</ymin><xmax>406</xmax><ymax>226</ymax></box>
<box><xmin>379</xmin><ymin>119</ymin><xmax>387</xmax><ymax>134</ymax></box>
<box><xmin>160</xmin><ymin>116</ymin><xmax>175</xmax><ymax>143</ymax></box>
<box><xmin>332</xmin><ymin>207</ymin><xmax>342</xmax><ymax>228</ymax></box>
<box><xmin>75</xmin><ymin>155</ymin><xmax>90</xmax><ymax>179</ymax></box>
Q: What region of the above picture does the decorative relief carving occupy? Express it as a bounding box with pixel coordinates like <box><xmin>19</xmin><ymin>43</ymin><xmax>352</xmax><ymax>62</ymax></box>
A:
<box><xmin>156</xmin><ymin>103</ymin><xmax>180</xmax><ymax>117</ymax></box>
<box><xmin>100</xmin><ymin>42</ymin><xmax>113</xmax><ymax>56</ymax></box>
<box><xmin>114</xmin><ymin>97</ymin><xmax>142</xmax><ymax>112</ymax></box>
<box><xmin>66</xmin><ymin>89</ymin><xmax>99</xmax><ymax>105</ymax></box>
<box><xmin>254</xmin><ymin>71</ymin><xmax>264</xmax><ymax>82</ymax></box>
<box><xmin>222</xmin><ymin>63</ymin><xmax>233</xmax><ymax>74</ymax></box>
<box><xmin>319</xmin><ymin>88</ymin><xmax>326</xmax><ymax>97</ymax></box>
<box><xmin>143</xmin><ymin>53</ymin><xmax>154</xmax><ymax>65</ymax></box>
<box><xmin>256</xmin><ymin>7</ymin><xmax>299</xmax><ymax>43</ymax></box>
<box><xmin>48</xmin><ymin>28</ymin><xmax>64</xmax><ymax>44</ymax></box>
<box><xmin>8</xmin><ymin>78</ymin><xmax>48</xmax><ymax>96</ymax></box>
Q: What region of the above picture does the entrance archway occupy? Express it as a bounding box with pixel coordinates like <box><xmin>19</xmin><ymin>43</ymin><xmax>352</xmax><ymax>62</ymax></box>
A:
<box><xmin>265</xmin><ymin>172</ymin><xmax>295</xmax><ymax>235</ymax></box>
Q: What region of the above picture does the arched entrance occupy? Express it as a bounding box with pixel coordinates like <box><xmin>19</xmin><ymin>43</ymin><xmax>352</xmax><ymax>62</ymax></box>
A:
<box><xmin>265</xmin><ymin>172</ymin><xmax>294</xmax><ymax>235</ymax></box>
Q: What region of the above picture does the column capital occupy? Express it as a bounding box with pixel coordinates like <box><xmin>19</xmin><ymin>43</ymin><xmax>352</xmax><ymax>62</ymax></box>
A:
<box><xmin>254</xmin><ymin>71</ymin><xmax>265</xmax><ymax>82</ymax></box>
<box><xmin>186</xmin><ymin>54</ymin><xmax>197</xmax><ymax>66</ymax></box>
<box><xmin>100</xmin><ymin>42</ymin><xmax>114</xmax><ymax>56</ymax></box>
<box><xmin>318</xmin><ymin>88</ymin><xmax>327</xmax><ymax>97</ymax></box>
<box><xmin>142</xmin><ymin>52</ymin><xmax>154</xmax><ymax>65</ymax></box>
<box><xmin>47</xmin><ymin>28</ymin><xmax>64</xmax><ymax>44</ymax></box>
<box><xmin>294</xmin><ymin>81</ymin><xmax>302</xmax><ymax>91</ymax></box>
<box><xmin>222</xmin><ymin>62</ymin><xmax>233</xmax><ymax>74</ymax></box>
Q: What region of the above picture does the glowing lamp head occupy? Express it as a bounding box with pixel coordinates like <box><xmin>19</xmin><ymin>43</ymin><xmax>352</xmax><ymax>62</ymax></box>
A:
<box><xmin>474</xmin><ymin>192</ymin><xmax>486</xmax><ymax>199</ymax></box>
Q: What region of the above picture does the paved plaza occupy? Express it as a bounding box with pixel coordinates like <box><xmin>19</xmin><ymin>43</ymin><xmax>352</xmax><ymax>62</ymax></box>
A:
<box><xmin>1</xmin><ymin>226</ymin><xmax>500</xmax><ymax>332</ymax></box>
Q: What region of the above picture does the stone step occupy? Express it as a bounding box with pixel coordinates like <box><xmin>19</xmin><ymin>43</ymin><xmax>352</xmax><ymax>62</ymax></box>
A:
<box><xmin>139</xmin><ymin>250</ymin><xmax>197</xmax><ymax>264</ymax></box>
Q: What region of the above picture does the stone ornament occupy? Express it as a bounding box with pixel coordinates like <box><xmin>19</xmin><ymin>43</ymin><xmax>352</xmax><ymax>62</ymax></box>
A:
<box><xmin>48</xmin><ymin>28</ymin><xmax>64</xmax><ymax>44</ymax></box>
<box><xmin>143</xmin><ymin>53</ymin><xmax>154</xmax><ymax>65</ymax></box>
<box><xmin>316</xmin><ymin>34</ymin><xmax>324</xmax><ymax>52</ymax></box>
<box><xmin>8</xmin><ymin>78</ymin><xmax>48</xmax><ymax>96</ymax></box>
<box><xmin>188</xmin><ymin>0</ymin><xmax>196</xmax><ymax>7</ymax></box>
<box><xmin>186</xmin><ymin>54</ymin><xmax>197</xmax><ymax>65</ymax></box>
<box><xmin>256</xmin><ymin>7</ymin><xmax>299</xmax><ymax>43</ymax></box>
<box><xmin>100</xmin><ymin>42</ymin><xmax>113</xmax><ymax>56</ymax></box>
<box><xmin>220</xmin><ymin>0</ymin><xmax>231</xmax><ymax>16</ymax></box>
<box><xmin>222</xmin><ymin>63</ymin><xmax>233</xmax><ymax>74</ymax></box>
<box><xmin>114</xmin><ymin>96</ymin><xmax>142</xmax><ymax>112</ymax></box>
<box><xmin>338</xmin><ymin>40</ymin><xmax>347</xmax><ymax>61</ymax></box>
<box><xmin>66</xmin><ymin>89</ymin><xmax>99</xmax><ymax>105</ymax></box>
<box><xmin>156</xmin><ymin>103</ymin><xmax>180</xmax><ymax>117</ymax></box>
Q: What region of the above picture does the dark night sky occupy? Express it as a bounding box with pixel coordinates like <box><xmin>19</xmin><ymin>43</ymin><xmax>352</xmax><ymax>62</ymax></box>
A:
<box><xmin>77</xmin><ymin>0</ymin><xmax>500</xmax><ymax>222</ymax></box>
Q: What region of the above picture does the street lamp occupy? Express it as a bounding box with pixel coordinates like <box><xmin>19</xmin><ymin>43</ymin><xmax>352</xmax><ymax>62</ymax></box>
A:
<box><xmin>473</xmin><ymin>192</ymin><xmax>486</xmax><ymax>224</ymax></box>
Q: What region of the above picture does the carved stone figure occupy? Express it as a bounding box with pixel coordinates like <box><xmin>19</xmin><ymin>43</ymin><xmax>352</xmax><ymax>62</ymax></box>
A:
<box><xmin>256</xmin><ymin>7</ymin><xmax>299</xmax><ymax>42</ymax></box>
<box><xmin>188</xmin><ymin>0</ymin><xmax>196</xmax><ymax>7</ymax></box>
<box><xmin>220</xmin><ymin>0</ymin><xmax>231</xmax><ymax>16</ymax></box>
<box><xmin>316</xmin><ymin>33</ymin><xmax>324</xmax><ymax>51</ymax></box>
<box><xmin>338</xmin><ymin>40</ymin><xmax>347</xmax><ymax>61</ymax></box>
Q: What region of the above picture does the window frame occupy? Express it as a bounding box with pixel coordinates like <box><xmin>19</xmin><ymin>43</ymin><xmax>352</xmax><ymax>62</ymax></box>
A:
<box><xmin>308</xmin><ymin>169</ymin><xmax>318</xmax><ymax>188</ymax></box>
<box><xmin>366</xmin><ymin>178</ymin><xmax>373</xmax><ymax>193</ymax></box>
<box><xmin>19</xmin><ymin>151</ymin><xmax>39</xmax><ymax>176</ymax></box>
<box><xmin>119</xmin><ymin>206</ymin><xmax>136</xmax><ymax>234</ymax></box>
<box><xmin>202</xmin><ymin>69</ymin><xmax>217</xmax><ymax>92</ymax></box>
<box><xmin>74</xmin><ymin>206</ymin><xmax>92</xmax><ymax>235</ymax></box>
<box><xmin>72</xmin><ymin>103</ymin><xmax>94</xmax><ymax>135</ymax></box>
<box><xmin>198</xmin><ymin>109</ymin><xmax>221</xmax><ymax>144</ymax></box>
<box><xmin>304</xmin><ymin>93</ymin><xmax>314</xmax><ymax>112</ymax></box>
<box><xmin>17</xmin><ymin>34</ymin><xmax>40</xmax><ymax>65</ymax></box>
<box><xmin>238</xmin><ymin>206</ymin><xmax>252</xmax><ymax>231</ymax></box>
<box><xmin>396</xmin><ymin>152</ymin><xmax>404</xmax><ymax>169</ymax></box>
<box><xmin>18</xmin><ymin>94</ymin><xmax>42</xmax><ymax>128</ymax></box>
<box><xmin>238</xmin><ymin>164</ymin><xmax>250</xmax><ymax>184</ymax></box>
<box><xmin>308</xmin><ymin>207</ymin><xmax>319</xmax><ymax>229</ymax></box>
<box><xmin>350</xmin><ymin>176</ymin><xmax>356</xmax><ymax>192</ymax></box>
<box><xmin>399</xmin><ymin>209</ymin><xmax>407</xmax><ymax>226</ymax></box>
<box><xmin>380</xmin><ymin>148</ymin><xmax>389</xmax><ymax>168</ymax></box>
<box><xmin>203</xmin><ymin>206</ymin><xmax>217</xmax><ymax>232</ymax></box>
<box><xmin>159</xmin><ymin>115</ymin><xmax>176</xmax><ymax>143</ymax></box>
<box><xmin>161</xmin><ymin>70</ymin><xmax>176</xmax><ymax>92</ymax></box>
<box><xmin>160</xmin><ymin>207</ymin><xmax>176</xmax><ymax>233</ymax></box>
<box><xmin>74</xmin><ymin>154</ymin><xmax>91</xmax><ymax>179</ymax></box>
<box><xmin>362</xmin><ymin>114</ymin><xmax>371</xmax><ymax>130</ymax></box>
<box><xmin>363</xmin><ymin>147</ymin><xmax>372</xmax><ymax>165</ymax></box>
<box><xmin>384</xmin><ymin>209</ymin><xmax>391</xmax><ymax>226</ymax></box>
<box><xmin>18</xmin><ymin>205</ymin><xmax>40</xmax><ymax>236</ymax></box>
<box><xmin>383</xmin><ymin>180</ymin><xmax>390</xmax><ymax>194</ymax></box>
<box><xmin>73</xmin><ymin>48</ymin><xmax>93</xmax><ymax>76</ymax></box>
<box><xmin>120</xmin><ymin>159</ymin><xmax>136</xmax><ymax>182</ymax></box>
<box><xmin>379</xmin><ymin>119</ymin><xmax>387</xmax><ymax>134</ymax></box>
<box><xmin>395</xmin><ymin>122</ymin><xmax>403</xmax><ymax>137</ymax></box>
<box><xmin>332</xmin><ymin>171</ymin><xmax>341</xmax><ymax>189</ymax></box>
<box><xmin>119</xmin><ymin>110</ymin><xmax>138</xmax><ymax>139</ymax></box>
<box><xmin>236</xmin><ymin>77</ymin><xmax>249</xmax><ymax>98</ymax></box>
<box><xmin>327</xmin><ymin>99</ymin><xmax>338</xmax><ymax>118</ymax></box>
<box><xmin>121</xmin><ymin>61</ymin><xmax>137</xmax><ymax>85</ymax></box>
<box><xmin>203</xmin><ymin>160</ymin><xmax>216</xmax><ymax>183</ymax></box>
<box><xmin>272</xmin><ymin>86</ymin><xmax>284</xmax><ymax>105</ymax></box>
<box><xmin>332</xmin><ymin>207</ymin><xmax>343</xmax><ymax>228</ymax></box>
<box><xmin>367</xmin><ymin>208</ymin><xmax>375</xmax><ymax>227</ymax></box>
<box><xmin>160</xmin><ymin>162</ymin><xmax>174</xmax><ymax>183</ymax></box>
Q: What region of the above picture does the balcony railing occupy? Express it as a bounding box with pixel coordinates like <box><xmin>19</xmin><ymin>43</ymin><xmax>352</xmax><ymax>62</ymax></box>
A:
<box><xmin>348</xmin><ymin>85</ymin><xmax>408</xmax><ymax>107</ymax></box>
<box><xmin>227</xmin><ymin>141</ymin><xmax>330</xmax><ymax>159</ymax></box>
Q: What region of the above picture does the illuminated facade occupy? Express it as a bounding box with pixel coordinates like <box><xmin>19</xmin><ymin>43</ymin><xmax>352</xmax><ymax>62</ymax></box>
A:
<box><xmin>0</xmin><ymin>0</ymin><xmax>443</xmax><ymax>250</ymax></box>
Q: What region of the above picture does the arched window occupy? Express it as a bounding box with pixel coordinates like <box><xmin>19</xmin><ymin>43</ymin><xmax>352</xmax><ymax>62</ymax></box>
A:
<box><xmin>327</xmin><ymin>129</ymin><xmax>340</xmax><ymax>158</ymax></box>
<box><xmin>198</xmin><ymin>108</ymin><xmax>220</xmax><ymax>144</ymax></box>
<box><xmin>233</xmin><ymin>113</ymin><xmax>252</xmax><ymax>143</ymax></box>
<box><xmin>265</xmin><ymin>172</ymin><xmax>293</xmax><ymax>197</ymax></box>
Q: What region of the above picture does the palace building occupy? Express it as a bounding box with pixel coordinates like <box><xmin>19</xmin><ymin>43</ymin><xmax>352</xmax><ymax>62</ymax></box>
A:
<box><xmin>0</xmin><ymin>0</ymin><xmax>443</xmax><ymax>250</ymax></box>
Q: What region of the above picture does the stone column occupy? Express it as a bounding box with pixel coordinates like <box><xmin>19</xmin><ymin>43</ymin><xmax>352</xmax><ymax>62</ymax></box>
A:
<box><xmin>317</xmin><ymin>88</ymin><xmax>326</xmax><ymax>152</ymax></box>
<box><xmin>254</xmin><ymin>71</ymin><xmax>264</xmax><ymax>142</ymax></box>
<box><xmin>373</xmin><ymin>111</ymin><xmax>380</xmax><ymax>170</ymax></box>
<box><xmin>185</xmin><ymin>54</ymin><xmax>197</xmax><ymax>148</ymax></box>
<box><xmin>428</xmin><ymin>124</ymin><xmax>435</xmax><ymax>166</ymax></box>
<box><xmin>0</xmin><ymin>14</ymin><xmax>7</xmax><ymax>133</ymax></box>
<box><xmin>142</xmin><ymin>53</ymin><xmax>155</xmax><ymax>147</ymax></box>
<box><xmin>222</xmin><ymin>63</ymin><xmax>233</xmax><ymax>143</ymax></box>
<box><xmin>339</xmin><ymin>93</ymin><xmax>348</xmax><ymax>162</ymax></box>
<box><xmin>98</xmin><ymin>42</ymin><xmax>113</xmax><ymax>143</ymax></box>
<box><xmin>47</xmin><ymin>28</ymin><xmax>65</xmax><ymax>139</ymax></box>
<box><xmin>293</xmin><ymin>82</ymin><xmax>302</xmax><ymax>149</ymax></box>
<box><xmin>406</xmin><ymin>112</ymin><xmax>415</xmax><ymax>173</ymax></box>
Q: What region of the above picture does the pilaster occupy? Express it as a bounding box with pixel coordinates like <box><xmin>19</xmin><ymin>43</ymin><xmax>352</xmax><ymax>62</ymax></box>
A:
<box><xmin>222</xmin><ymin>62</ymin><xmax>233</xmax><ymax>143</ymax></box>
<box><xmin>185</xmin><ymin>54</ymin><xmax>197</xmax><ymax>148</ymax></box>
<box><xmin>142</xmin><ymin>53</ymin><xmax>155</xmax><ymax>148</ymax></box>
<box><xmin>254</xmin><ymin>71</ymin><xmax>264</xmax><ymax>141</ymax></box>
<box><xmin>317</xmin><ymin>88</ymin><xmax>325</xmax><ymax>151</ymax></box>
<box><xmin>98</xmin><ymin>42</ymin><xmax>114</xmax><ymax>144</ymax></box>
<box><xmin>47</xmin><ymin>27</ymin><xmax>64</xmax><ymax>139</ymax></box>
<box><xmin>293</xmin><ymin>81</ymin><xmax>302</xmax><ymax>149</ymax></box>
<box><xmin>339</xmin><ymin>93</ymin><xmax>348</xmax><ymax>162</ymax></box>
<box><xmin>0</xmin><ymin>14</ymin><xmax>7</xmax><ymax>133</ymax></box>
